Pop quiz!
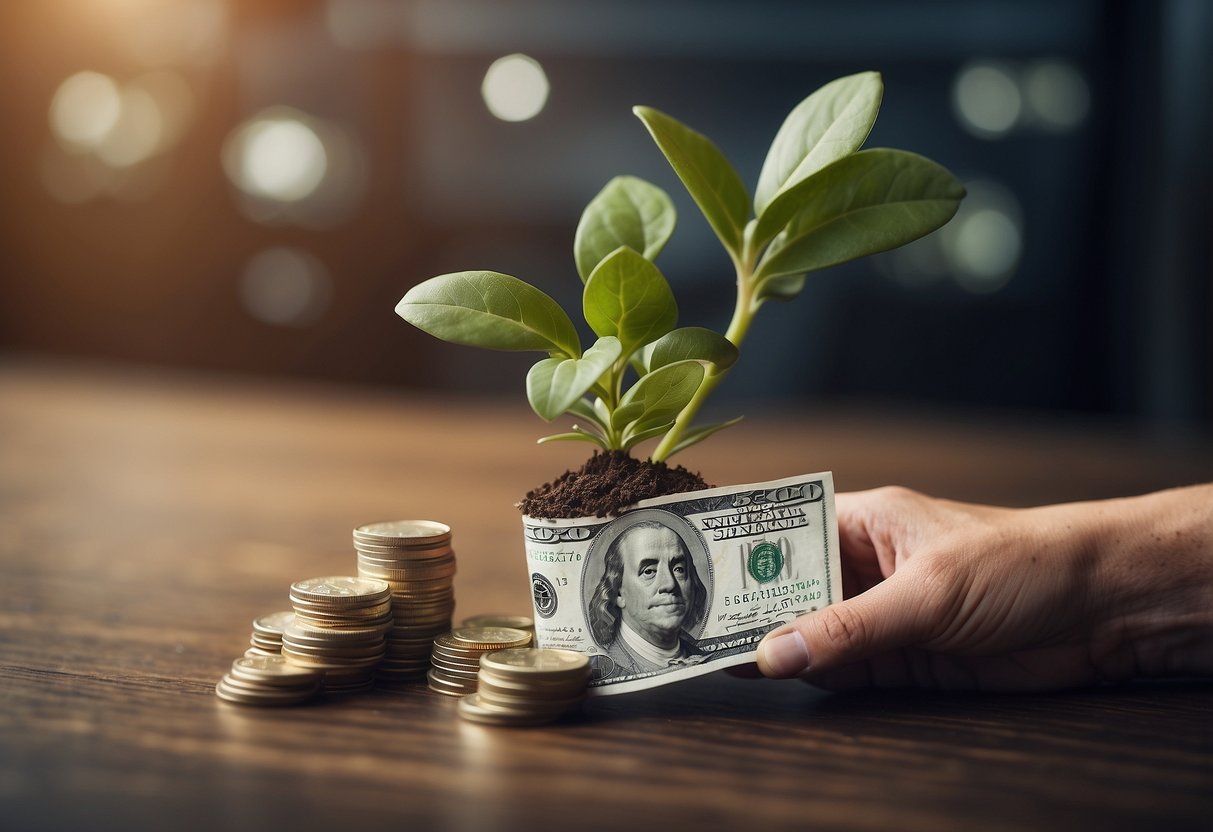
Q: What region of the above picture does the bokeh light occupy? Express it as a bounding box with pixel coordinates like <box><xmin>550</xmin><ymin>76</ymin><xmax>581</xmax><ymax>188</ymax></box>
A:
<box><xmin>940</xmin><ymin>180</ymin><xmax>1024</xmax><ymax>292</ymax></box>
<box><xmin>239</xmin><ymin>247</ymin><xmax>332</xmax><ymax>327</ymax></box>
<box><xmin>952</xmin><ymin>62</ymin><xmax>1022</xmax><ymax>139</ymax></box>
<box><xmin>50</xmin><ymin>71</ymin><xmax>122</xmax><ymax>151</ymax></box>
<box><xmin>96</xmin><ymin>88</ymin><xmax>163</xmax><ymax>168</ymax></box>
<box><xmin>129</xmin><ymin>71</ymin><xmax>197</xmax><ymax>154</ymax></box>
<box><xmin>481</xmin><ymin>54</ymin><xmax>550</xmax><ymax>122</ymax></box>
<box><xmin>1022</xmin><ymin>60</ymin><xmax>1091</xmax><ymax>132</ymax></box>
<box><xmin>224</xmin><ymin>110</ymin><xmax>329</xmax><ymax>203</ymax></box>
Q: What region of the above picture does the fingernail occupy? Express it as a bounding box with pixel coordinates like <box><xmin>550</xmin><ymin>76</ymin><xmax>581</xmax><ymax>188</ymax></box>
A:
<box><xmin>760</xmin><ymin>630</ymin><xmax>810</xmax><ymax>677</ymax></box>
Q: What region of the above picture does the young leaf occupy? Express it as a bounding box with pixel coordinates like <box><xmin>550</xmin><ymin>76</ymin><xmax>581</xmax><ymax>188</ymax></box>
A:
<box><xmin>642</xmin><ymin>326</ymin><xmax>739</xmax><ymax>372</ymax></box>
<box><xmin>633</xmin><ymin>106</ymin><xmax>750</xmax><ymax>256</ymax></box>
<box><xmin>574</xmin><ymin>176</ymin><xmax>677</xmax><ymax>282</ymax></box>
<box><xmin>525</xmin><ymin>336</ymin><xmax>622</xmax><ymax>421</ymax></box>
<box><xmin>621</xmin><ymin>420</ymin><xmax>676</xmax><ymax>451</ymax></box>
<box><xmin>754</xmin><ymin>71</ymin><xmax>883</xmax><ymax>217</ymax></box>
<box><xmin>583</xmin><ymin>247</ymin><xmax>678</xmax><ymax>359</ymax></box>
<box><xmin>566</xmin><ymin>397</ymin><xmax>610</xmax><ymax>432</ymax></box>
<box><xmin>755</xmin><ymin>273</ymin><xmax>807</xmax><ymax>304</ymax></box>
<box><xmin>611</xmin><ymin>360</ymin><xmax>705</xmax><ymax>432</ymax></box>
<box><xmin>665</xmin><ymin>416</ymin><xmax>745</xmax><ymax>457</ymax></box>
<box><xmin>754</xmin><ymin>149</ymin><xmax>965</xmax><ymax>288</ymax></box>
<box><xmin>537</xmin><ymin>429</ymin><xmax>609</xmax><ymax>450</ymax></box>
<box><xmin>397</xmin><ymin>271</ymin><xmax>581</xmax><ymax>358</ymax></box>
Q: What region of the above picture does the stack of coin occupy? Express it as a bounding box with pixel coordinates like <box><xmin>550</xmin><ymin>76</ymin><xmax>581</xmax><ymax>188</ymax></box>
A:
<box><xmin>353</xmin><ymin>521</ymin><xmax>457</xmax><ymax>684</ymax></box>
<box><xmin>457</xmin><ymin>648</ymin><xmax>590</xmax><ymax>726</ymax></box>
<box><xmin>283</xmin><ymin>576</ymin><xmax>392</xmax><ymax>693</ymax></box>
<box><xmin>460</xmin><ymin>614</ymin><xmax>534</xmax><ymax>642</ymax></box>
<box><xmin>427</xmin><ymin>627</ymin><xmax>532</xmax><ymax>697</ymax></box>
<box><xmin>216</xmin><ymin>655</ymin><xmax>322</xmax><ymax>707</ymax></box>
<box><xmin>246</xmin><ymin>610</ymin><xmax>294</xmax><ymax>657</ymax></box>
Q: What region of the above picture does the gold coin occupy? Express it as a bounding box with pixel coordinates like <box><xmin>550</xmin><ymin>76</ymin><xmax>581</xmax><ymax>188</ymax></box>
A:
<box><xmin>289</xmin><ymin>597</ymin><xmax>393</xmax><ymax>616</ymax></box>
<box><xmin>476</xmin><ymin>670</ymin><xmax>588</xmax><ymax>698</ymax></box>
<box><xmin>460</xmin><ymin>614</ymin><xmax>534</xmax><ymax>631</ymax></box>
<box><xmin>220</xmin><ymin>674</ymin><xmax>319</xmax><ymax>697</ymax></box>
<box><xmin>280</xmin><ymin>641</ymin><xmax>387</xmax><ymax>660</ymax></box>
<box><xmin>284</xmin><ymin>622</ymin><xmax>389</xmax><ymax>643</ymax></box>
<box><xmin>354</xmin><ymin>544</ymin><xmax>454</xmax><ymax>561</ymax></box>
<box><xmin>449</xmin><ymin>627</ymin><xmax>531</xmax><ymax>651</ymax></box>
<box><xmin>230</xmin><ymin>655</ymin><xmax>323</xmax><ymax>683</ymax></box>
<box><xmin>251</xmin><ymin>611</ymin><xmax>295</xmax><ymax>637</ymax></box>
<box><xmin>426</xmin><ymin>669</ymin><xmax>476</xmax><ymax>697</ymax></box>
<box><xmin>476</xmin><ymin>686</ymin><xmax>584</xmax><ymax>713</ymax></box>
<box><xmin>480</xmin><ymin>648</ymin><xmax>589</xmax><ymax>677</ymax></box>
<box><xmin>215</xmin><ymin>677</ymin><xmax>317</xmax><ymax>706</ymax></box>
<box><xmin>456</xmin><ymin>693</ymin><xmax>558</xmax><ymax>726</ymax></box>
<box><xmin>290</xmin><ymin>576</ymin><xmax>391</xmax><ymax>604</ymax></box>
<box><xmin>354</xmin><ymin>519</ymin><xmax>451</xmax><ymax>543</ymax></box>
<box><xmin>430</xmin><ymin>658</ymin><xmax>481</xmax><ymax>677</ymax></box>
<box><xmin>356</xmin><ymin>562</ymin><xmax>457</xmax><ymax>582</ymax></box>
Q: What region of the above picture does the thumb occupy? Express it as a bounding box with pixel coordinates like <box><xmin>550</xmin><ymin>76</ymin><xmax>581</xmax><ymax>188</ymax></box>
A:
<box><xmin>756</xmin><ymin>573</ymin><xmax>929</xmax><ymax>678</ymax></box>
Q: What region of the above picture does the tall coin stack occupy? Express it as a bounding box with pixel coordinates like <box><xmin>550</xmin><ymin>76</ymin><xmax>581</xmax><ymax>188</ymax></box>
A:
<box><xmin>246</xmin><ymin>611</ymin><xmax>294</xmax><ymax>657</ymax></box>
<box><xmin>282</xmin><ymin>576</ymin><xmax>392</xmax><ymax>693</ymax></box>
<box><xmin>457</xmin><ymin>648</ymin><xmax>590</xmax><ymax>726</ymax></box>
<box><xmin>352</xmin><ymin>520</ymin><xmax>457</xmax><ymax>684</ymax></box>
<box><xmin>427</xmin><ymin>627</ymin><xmax>532</xmax><ymax>697</ymax></box>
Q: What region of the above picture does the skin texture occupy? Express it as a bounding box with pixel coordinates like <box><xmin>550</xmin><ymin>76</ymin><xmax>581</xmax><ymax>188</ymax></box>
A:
<box><xmin>755</xmin><ymin>484</ymin><xmax>1213</xmax><ymax>691</ymax></box>
<box><xmin>616</xmin><ymin>525</ymin><xmax>692</xmax><ymax>649</ymax></box>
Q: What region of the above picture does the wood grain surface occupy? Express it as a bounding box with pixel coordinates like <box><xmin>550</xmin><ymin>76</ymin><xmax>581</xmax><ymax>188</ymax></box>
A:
<box><xmin>1</xmin><ymin>357</ymin><xmax>1210</xmax><ymax>832</ymax></box>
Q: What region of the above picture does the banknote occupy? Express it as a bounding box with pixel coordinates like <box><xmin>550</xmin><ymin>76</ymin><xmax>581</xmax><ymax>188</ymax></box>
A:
<box><xmin>521</xmin><ymin>472</ymin><xmax>841</xmax><ymax>695</ymax></box>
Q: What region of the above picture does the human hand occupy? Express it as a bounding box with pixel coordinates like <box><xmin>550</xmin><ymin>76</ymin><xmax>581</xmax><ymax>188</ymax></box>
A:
<box><xmin>755</xmin><ymin>484</ymin><xmax>1213</xmax><ymax>691</ymax></box>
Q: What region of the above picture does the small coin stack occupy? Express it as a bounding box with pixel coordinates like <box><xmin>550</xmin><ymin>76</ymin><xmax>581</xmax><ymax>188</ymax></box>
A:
<box><xmin>353</xmin><ymin>521</ymin><xmax>457</xmax><ymax>684</ymax></box>
<box><xmin>458</xmin><ymin>648</ymin><xmax>590</xmax><ymax>726</ymax></box>
<box><xmin>460</xmin><ymin>614</ymin><xmax>534</xmax><ymax>642</ymax></box>
<box><xmin>216</xmin><ymin>655</ymin><xmax>322</xmax><ymax>707</ymax></box>
<box><xmin>246</xmin><ymin>610</ymin><xmax>294</xmax><ymax>657</ymax></box>
<box><xmin>427</xmin><ymin>627</ymin><xmax>532</xmax><ymax>697</ymax></box>
<box><xmin>282</xmin><ymin>576</ymin><xmax>392</xmax><ymax>693</ymax></box>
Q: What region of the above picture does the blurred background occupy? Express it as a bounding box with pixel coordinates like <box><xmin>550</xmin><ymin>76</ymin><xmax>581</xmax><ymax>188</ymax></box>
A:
<box><xmin>1</xmin><ymin>0</ymin><xmax>1210</xmax><ymax>437</ymax></box>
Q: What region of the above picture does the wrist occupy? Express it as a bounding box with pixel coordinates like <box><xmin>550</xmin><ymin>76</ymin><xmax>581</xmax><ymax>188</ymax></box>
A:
<box><xmin>1083</xmin><ymin>485</ymin><xmax>1213</xmax><ymax>680</ymax></box>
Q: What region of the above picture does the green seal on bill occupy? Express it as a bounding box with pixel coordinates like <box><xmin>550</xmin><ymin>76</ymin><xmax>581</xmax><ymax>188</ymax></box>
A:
<box><xmin>748</xmin><ymin>542</ymin><xmax>784</xmax><ymax>584</ymax></box>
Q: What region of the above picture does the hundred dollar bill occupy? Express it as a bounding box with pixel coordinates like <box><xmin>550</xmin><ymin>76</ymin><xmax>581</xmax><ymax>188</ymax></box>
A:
<box><xmin>522</xmin><ymin>472</ymin><xmax>840</xmax><ymax>696</ymax></box>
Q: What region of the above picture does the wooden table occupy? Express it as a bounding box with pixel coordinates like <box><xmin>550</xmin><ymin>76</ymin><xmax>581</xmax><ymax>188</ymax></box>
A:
<box><xmin>2</xmin><ymin>358</ymin><xmax>1210</xmax><ymax>832</ymax></box>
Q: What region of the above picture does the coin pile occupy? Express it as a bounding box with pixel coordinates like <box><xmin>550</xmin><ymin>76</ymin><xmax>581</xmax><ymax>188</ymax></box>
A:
<box><xmin>246</xmin><ymin>610</ymin><xmax>294</xmax><ymax>657</ymax></box>
<box><xmin>457</xmin><ymin>648</ymin><xmax>590</xmax><ymax>726</ymax></box>
<box><xmin>427</xmin><ymin>626</ymin><xmax>532</xmax><ymax>697</ymax></box>
<box><xmin>282</xmin><ymin>576</ymin><xmax>392</xmax><ymax>693</ymax></box>
<box><xmin>216</xmin><ymin>655</ymin><xmax>322</xmax><ymax>707</ymax></box>
<box><xmin>353</xmin><ymin>521</ymin><xmax>457</xmax><ymax>684</ymax></box>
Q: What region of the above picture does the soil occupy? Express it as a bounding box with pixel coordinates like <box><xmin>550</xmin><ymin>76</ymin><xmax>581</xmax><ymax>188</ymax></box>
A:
<box><xmin>518</xmin><ymin>451</ymin><xmax>711</xmax><ymax>519</ymax></box>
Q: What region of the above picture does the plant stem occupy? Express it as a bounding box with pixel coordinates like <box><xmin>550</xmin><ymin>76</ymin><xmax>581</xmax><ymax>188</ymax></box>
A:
<box><xmin>651</xmin><ymin>249</ymin><xmax>758</xmax><ymax>462</ymax></box>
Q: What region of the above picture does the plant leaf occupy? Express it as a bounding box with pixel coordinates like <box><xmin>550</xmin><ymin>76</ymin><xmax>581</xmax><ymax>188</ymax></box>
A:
<box><xmin>583</xmin><ymin>247</ymin><xmax>678</xmax><ymax>359</ymax></box>
<box><xmin>622</xmin><ymin>420</ymin><xmax>676</xmax><ymax>451</ymax></box>
<box><xmin>754</xmin><ymin>71</ymin><xmax>884</xmax><ymax>217</ymax></box>
<box><xmin>642</xmin><ymin>326</ymin><xmax>739</xmax><ymax>372</ymax></box>
<box><xmin>566</xmin><ymin>397</ymin><xmax>610</xmax><ymax>432</ymax></box>
<box><xmin>397</xmin><ymin>271</ymin><xmax>581</xmax><ymax>358</ymax></box>
<box><xmin>611</xmin><ymin>360</ymin><xmax>705</xmax><ymax>431</ymax></box>
<box><xmin>754</xmin><ymin>149</ymin><xmax>965</xmax><ymax>291</ymax></box>
<box><xmin>537</xmin><ymin>430</ymin><xmax>609</xmax><ymax>450</ymax></box>
<box><xmin>525</xmin><ymin>336</ymin><xmax>622</xmax><ymax>421</ymax></box>
<box><xmin>754</xmin><ymin>273</ymin><xmax>807</xmax><ymax>304</ymax></box>
<box><xmin>633</xmin><ymin>106</ymin><xmax>750</xmax><ymax>256</ymax></box>
<box><xmin>574</xmin><ymin>176</ymin><xmax>677</xmax><ymax>282</ymax></box>
<box><xmin>666</xmin><ymin>416</ymin><xmax>745</xmax><ymax>456</ymax></box>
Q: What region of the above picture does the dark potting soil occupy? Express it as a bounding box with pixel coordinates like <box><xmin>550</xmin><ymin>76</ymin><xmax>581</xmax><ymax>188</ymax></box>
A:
<box><xmin>518</xmin><ymin>451</ymin><xmax>711</xmax><ymax>519</ymax></box>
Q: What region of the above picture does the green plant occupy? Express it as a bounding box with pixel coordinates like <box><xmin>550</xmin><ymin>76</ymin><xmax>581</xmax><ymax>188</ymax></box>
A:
<box><xmin>397</xmin><ymin>71</ymin><xmax>964</xmax><ymax>462</ymax></box>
